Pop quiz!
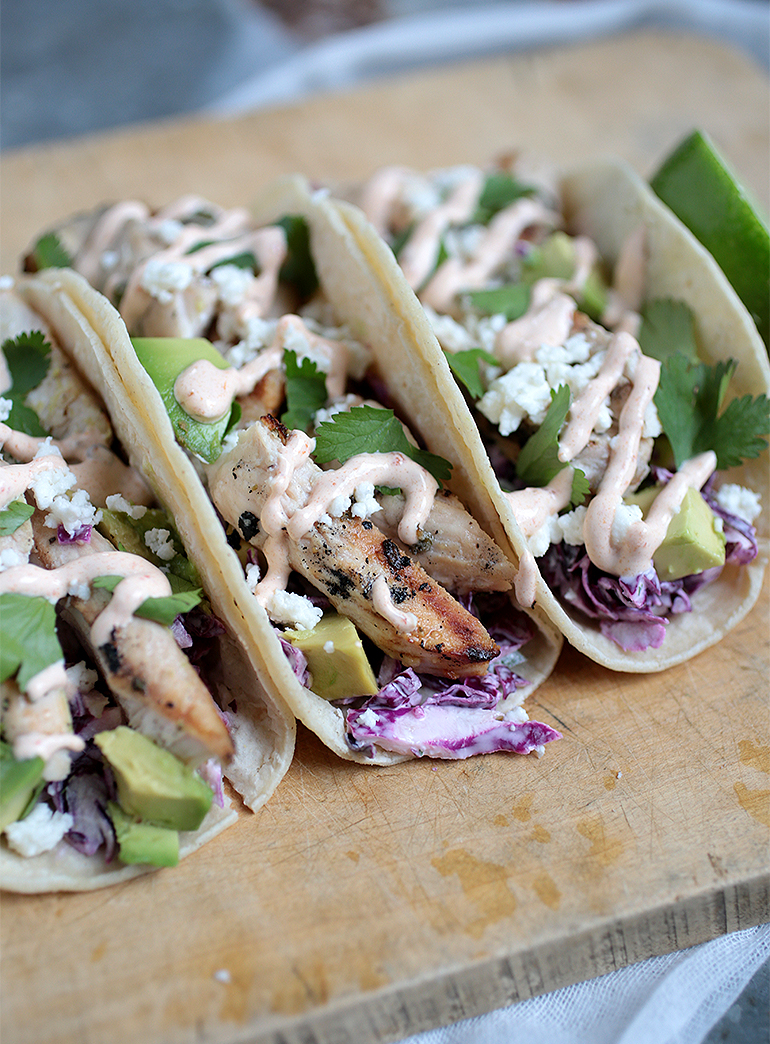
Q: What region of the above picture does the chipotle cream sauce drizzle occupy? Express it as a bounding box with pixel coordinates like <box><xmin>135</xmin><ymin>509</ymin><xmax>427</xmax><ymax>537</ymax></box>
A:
<box><xmin>286</xmin><ymin>451</ymin><xmax>437</xmax><ymax>546</ymax></box>
<box><xmin>421</xmin><ymin>196</ymin><xmax>557</xmax><ymax>313</ymax></box>
<box><xmin>0</xmin><ymin>454</ymin><xmax>69</xmax><ymax>509</ymax></box>
<box><xmin>0</xmin><ymin>552</ymin><xmax>172</xmax><ymax>652</ymax></box>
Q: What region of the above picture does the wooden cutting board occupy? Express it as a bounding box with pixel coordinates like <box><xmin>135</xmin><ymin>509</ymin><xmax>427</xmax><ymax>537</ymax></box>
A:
<box><xmin>1</xmin><ymin>30</ymin><xmax>768</xmax><ymax>1044</ymax></box>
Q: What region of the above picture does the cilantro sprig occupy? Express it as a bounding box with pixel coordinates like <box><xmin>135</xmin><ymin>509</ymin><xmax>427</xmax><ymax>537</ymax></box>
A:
<box><xmin>0</xmin><ymin>500</ymin><xmax>35</xmax><ymax>536</ymax></box>
<box><xmin>655</xmin><ymin>354</ymin><xmax>770</xmax><ymax>470</ymax></box>
<box><xmin>91</xmin><ymin>577</ymin><xmax>203</xmax><ymax>626</ymax></box>
<box><xmin>0</xmin><ymin>594</ymin><xmax>63</xmax><ymax>693</ymax></box>
<box><xmin>515</xmin><ymin>386</ymin><xmax>588</xmax><ymax>508</ymax></box>
<box><xmin>444</xmin><ymin>347</ymin><xmax>497</xmax><ymax>400</ymax></box>
<box><xmin>29</xmin><ymin>232</ymin><xmax>73</xmax><ymax>270</ymax></box>
<box><xmin>1</xmin><ymin>330</ymin><xmax>52</xmax><ymax>436</ymax></box>
<box><xmin>281</xmin><ymin>350</ymin><xmax>327</xmax><ymax>432</ymax></box>
<box><xmin>471</xmin><ymin>173</ymin><xmax>535</xmax><ymax>225</ymax></box>
<box><xmin>313</xmin><ymin>405</ymin><xmax>452</xmax><ymax>485</ymax></box>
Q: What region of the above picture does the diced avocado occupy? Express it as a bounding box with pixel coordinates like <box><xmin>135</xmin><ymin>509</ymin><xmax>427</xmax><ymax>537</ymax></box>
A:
<box><xmin>626</xmin><ymin>484</ymin><xmax>726</xmax><ymax>581</ymax></box>
<box><xmin>522</xmin><ymin>231</ymin><xmax>608</xmax><ymax>320</ymax></box>
<box><xmin>98</xmin><ymin>507</ymin><xmax>201</xmax><ymax>589</ymax></box>
<box><xmin>107</xmin><ymin>801</ymin><xmax>179</xmax><ymax>867</ymax></box>
<box><xmin>0</xmin><ymin>740</ymin><xmax>45</xmax><ymax>832</ymax></box>
<box><xmin>94</xmin><ymin>727</ymin><xmax>213</xmax><ymax>832</ymax></box>
<box><xmin>131</xmin><ymin>337</ymin><xmax>233</xmax><ymax>464</ymax></box>
<box><xmin>283</xmin><ymin>614</ymin><xmax>378</xmax><ymax>701</ymax></box>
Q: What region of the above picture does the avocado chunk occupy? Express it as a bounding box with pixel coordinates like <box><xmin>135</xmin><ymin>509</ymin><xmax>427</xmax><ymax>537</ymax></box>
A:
<box><xmin>98</xmin><ymin>507</ymin><xmax>200</xmax><ymax>589</ymax></box>
<box><xmin>283</xmin><ymin>614</ymin><xmax>379</xmax><ymax>701</ymax></box>
<box><xmin>0</xmin><ymin>740</ymin><xmax>45</xmax><ymax>832</ymax></box>
<box><xmin>131</xmin><ymin>337</ymin><xmax>234</xmax><ymax>463</ymax></box>
<box><xmin>95</xmin><ymin>727</ymin><xmax>213</xmax><ymax>832</ymax></box>
<box><xmin>626</xmin><ymin>484</ymin><xmax>726</xmax><ymax>581</ymax></box>
<box><xmin>107</xmin><ymin>801</ymin><xmax>180</xmax><ymax>867</ymax></box>
<box><xmin>522</xmin><ymin>231</ymin><xmax>608</xmax><ymax>320</ymax></box>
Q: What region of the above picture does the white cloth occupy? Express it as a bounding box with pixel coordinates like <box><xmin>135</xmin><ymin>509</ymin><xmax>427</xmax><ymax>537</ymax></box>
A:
<box><xmin>400</xmin><ymin>923</ymin><xmax>770</xmax><ymax>1044</ymax></box>
<box><xmin>210</xmin><ymin>0</ymin><xmax>770</xmax><ymax>116</ymax></box>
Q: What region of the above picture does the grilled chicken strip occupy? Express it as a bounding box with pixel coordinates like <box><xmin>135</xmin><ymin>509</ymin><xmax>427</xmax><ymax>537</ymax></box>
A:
<box><xmin>30</xmin><ymin>511</ymin><xmax>234</xmax><ymax>766</ymax></box>
<box><xmin>371</xmin><ymin>488</ymin><xmax>515</xmax><ymax>595</ymax></box>
<box><xmin>207</xmin><ymin>416</ymin><xmax>500</xmax><ymax>678</ymax></box>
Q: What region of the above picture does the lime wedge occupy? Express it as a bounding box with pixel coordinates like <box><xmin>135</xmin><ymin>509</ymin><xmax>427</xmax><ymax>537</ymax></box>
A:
<box><xmin>650</xmin><ymin>130</ymin><xmax>770</xmax><ymax>348</ymax></box>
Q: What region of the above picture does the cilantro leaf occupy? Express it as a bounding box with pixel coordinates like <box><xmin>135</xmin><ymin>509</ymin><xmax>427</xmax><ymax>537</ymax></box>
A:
<box><xmin>1</xmin><ymin>331</ymin><xmax>52</xmax><ymax>436</ymax></box>
<box><xmin>281</xmin><ymin>350</ymin><xmax>327</xmax><ymax>432</ymax></box>
<box><xmin>444</xmin><ymin>348</ymin><xmax>497</xmax><ymax>400</ymax></box>
<box><xmin>516</xmin><ymin>385</ymin><xmax>571</xmax><ymax>487</ymax></box>
<box><xmin>638</xmin><ymin>298</ymin><xmax>699</xmax><ymax>363</ymax></box>
<box><xmin>654</xmin><ymin>354</ymin><xmax>770</xmax><ymax>470</ymax></box>
<box><xmin>92</xmin><ymin>576</ymin><xmax>202</xmax><ymax>625</ymax></box>
<box><xmin>570</xmin><ymin>468</ymin><xmax>591</xmax><ymax>509</ymax></box>
<box><xmin>2</xmin><ymin>331</ymin><xmax>51</xmax><ymax>396</ymax></box>
<box><xmin>275</xmin><ymin>215</ymin><xmax>319</xmax><ymax>299</ymax></box>
<box><xmin>208</xmin><ymin>251</ymin><xmax>258</xmax><ymax>273</ymax></box>
<box><xmin>0</xmin><ymin>500</ymin><xmax>34</xmax><ymax>536</ymax></box>
<box><xmin>472</xmin><ymin>173</ymin><xmax>535</xmax><ymax>225</ymax></box>
<box><xmin>29</xmin><ymin>233</ymin><xmax>73</xmax><ymax>270</ymax></box>
<box><xmin>313</xmin><ymin>405</ymin><xmax>452</xmax><ymax>484</ymax></box>
<box><xmin>465</xmin><ymin>283</ymin><xmax>530</xmax><ymax>321</ymax></box>
<box><xmin>0</xmin><ymin>594</ymin><xmax>63</xmax><ymax>692</ymax></box>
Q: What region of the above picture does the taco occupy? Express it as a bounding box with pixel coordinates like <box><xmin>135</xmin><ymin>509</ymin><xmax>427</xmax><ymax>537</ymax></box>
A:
<box><xmin>22</xmin><ymin>186</ymin><xmax>563</xmax><ymax>763</ymax></box>
<box><xmin>0</xmin><ymin>275</ymin><xmax>295</xmax><ymax>892</ymax></box>
<box><xmin>335</xmin><ymin>156</ymin><xmax>770</xmax><ymax>670</ymax></box>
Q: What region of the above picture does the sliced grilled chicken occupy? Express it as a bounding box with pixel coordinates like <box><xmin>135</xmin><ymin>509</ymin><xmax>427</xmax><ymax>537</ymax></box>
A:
<box><xmin>30</xmin><ymin>512</ymin><xmax>234</xmax><ymax>766</ymax></box>
<box><xmin>207</xmin><ymin>416</ymin><xmax>500</xmax><ymax>678</ymax></box>
<box><xmin>371</xmin><ymin>488</ymin><xmax>515</xmax><ymax>595</ymax></box>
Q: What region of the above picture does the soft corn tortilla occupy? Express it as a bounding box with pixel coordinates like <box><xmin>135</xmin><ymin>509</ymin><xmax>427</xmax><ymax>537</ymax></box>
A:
<box><xmin>1</xmin><ymin>277</ymin><xmax>296</xmax><ymax>892</ymax></box>
<box><xmin>334</xmin><ymin>158</ymin><xmax>770</xmax><ymax>672</ymax></box>
<box><xmin>41</xmin><ymin>182</ymin><xmax>562</xmax><ymax>765</ymax></box>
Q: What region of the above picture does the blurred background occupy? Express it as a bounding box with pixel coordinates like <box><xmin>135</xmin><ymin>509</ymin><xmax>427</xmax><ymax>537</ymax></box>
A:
<box><xmin>1</xmin><ymin>0</ymin><xmax>769</xmax><ymax>151</ymax></box>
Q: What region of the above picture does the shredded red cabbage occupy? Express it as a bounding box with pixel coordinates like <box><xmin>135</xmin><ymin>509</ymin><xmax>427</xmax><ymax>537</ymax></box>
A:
<box><xmin>57</xmin><ymin>523</ymin><xmax>92</xmax><ymax>544</ymax></box>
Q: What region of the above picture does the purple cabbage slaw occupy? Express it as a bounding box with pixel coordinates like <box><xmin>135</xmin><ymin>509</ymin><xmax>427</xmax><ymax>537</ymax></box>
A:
<box><xmin>539</xmin><ymin>468</ymin><xmax>759</xmax><ymax>652</ymax></box>
<box><xmin>280</xmin><ymin>593</ymin><xmax>561</xmax><ymax>760</ymax></box>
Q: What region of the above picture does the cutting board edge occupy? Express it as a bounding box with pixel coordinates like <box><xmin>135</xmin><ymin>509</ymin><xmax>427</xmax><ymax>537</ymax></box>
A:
<box><xmin>201</xmin><ymin>871</ymin><xmax>770</xmax><ymax>1044</ymax></box>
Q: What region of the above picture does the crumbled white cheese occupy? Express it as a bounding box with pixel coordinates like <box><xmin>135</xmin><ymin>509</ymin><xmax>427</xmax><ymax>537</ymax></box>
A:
<box><xmin>100</xmin><ymin>250</ymin><xmax>119</xmax><ymax>271</ymax></box>
<box><xmin>0</xmin><ymin>547</ymin><xmax>25</xmax><ymax>571</ymax></box>
<box><xmin>66</xmin><ymin>661</ymin><xmax>100</xmax><ymax>699</ymax></box>
<box><xmin>313</xmin><ymin>394</ymin><xmax>363</xmax><ymax>428</ymax></box>
<box><xmin>714</xmin><ymin>483</ymin><xmax>761</xmax><ymax>524</ymax></box>
<box><xmin>144</xmin><ymin>527</ymin><xmax>176</xmax><ymax>561</ymax></box>
<box><xmin>610</xmin><ymin>502</ymin><xmax>644</xmax><ymax>546</ymax></box>
<box><xmin>44</xmin><ymin>488</ymin><xmax>102</xmax><ymax>536</ymax></box>
<box><xmin>156</xmin><ymin>218</ymin><xmax>184</xmax><ymax>245</ymax></box>
<box><xmin>267</xmin><ymin>591</ymin><xmax>323</xmax><ymax>631</ymax></box>
<box><xmin>4</xmin><ymin>803</ymin><xmax>73</xmax><ymax>858</ymax></box>
<box><xmin>67</xmin><ymin>580</ymin><xmax>91</xmax><ymax>601</ymax></box>
<box><xmin>555</xmin><ymin>504</ymin><xmax>588</xmax><ymax>546</ymax></box>
<box><xmin>211</xmin><ymin>264</ymin><xmax>253</xmax><ymax>307</ymax></box>
<box><xmin>425</xmin><ymin>306</ymin><xmax>477</xmax><ymax>353</ymax></box>
<box><xmin>356</xmin><ymin>707</ymin><xmax>380</xmax><ymax>730</ymax></box>
<box><xmin>140</xmin><ymin>258</ymin><xmax>193</xmax><ymax>302</ymax></box>
<box><xmin>0</xmin><ymin>275</ymin><xmax>15</xmax><ymax>290</ymax></box>
<box><xmin>642</xmin><ymin>400</ymin><xmax>663</xmax><ymax>439</ymax></box>
<box><xmin>245</xmin><ymin>561</ymin><xmax>261</xmax><ymax>592</ymax></box>
<box><xmin>351</xmin><ymin>482</ymin><xmax>380</xmax><ymax>520</ymax></box>
<box><xmin>327</xmin><ymin>494</ymin><xmax>352</xmax><ymax>518</ymax></box>
<box><xmin>323</xmin><ymin>640</ymin><xmax>335</xmax><ymax>654</ymax></box>
<box><xmin>105</xmin><ymin>493</ymin><xmax>147</xmax><ymax>519</ymax></box>
<box><xmin>213</xmin><ymin>969</ymin><xmax>232</xmax><ymax>984</ymax></box>
<box><xmin>0</xmin><ymin>397</ymin><xmax>12</xmax><ymax>421</ymax></box>
<box><xmin>477</xmin><ymin>362</ymin><xmax>552</xmax><ymax>435</ymax></box>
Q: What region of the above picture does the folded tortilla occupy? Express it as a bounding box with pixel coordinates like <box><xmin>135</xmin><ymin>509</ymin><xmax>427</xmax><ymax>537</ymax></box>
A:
<box><xmin>29</xmin><ymin>183</ymin><xmax>563</xmax><ymax>765</ymax></box>
<box><xmin>334</xmin><ymin>157</ymin><xmax>769</xmax><ymax>671</ymax></box>
<box><xmin>0</xmin><ymin>278</ymin><xmax>295</xmax><ymax>892</ymax></box>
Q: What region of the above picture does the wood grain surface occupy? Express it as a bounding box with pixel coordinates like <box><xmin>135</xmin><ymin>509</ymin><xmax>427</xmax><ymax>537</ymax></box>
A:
<box><xmin>1</xmin><ymin>29</ymin><xmax>768</xmax><ymax>1044</ymax></box>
